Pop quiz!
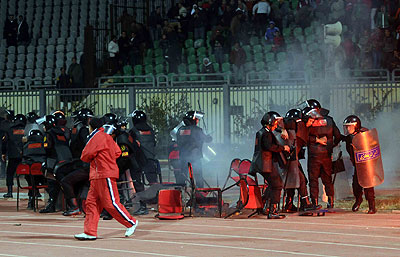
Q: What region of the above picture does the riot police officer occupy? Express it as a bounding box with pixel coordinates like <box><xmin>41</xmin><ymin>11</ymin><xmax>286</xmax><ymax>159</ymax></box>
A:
<box><xmin>53</xmin><ymin>110</ymin><xmax>71</xmax><ymax>142</ymax></box>
<box><xmin>2</xmin><ymin>114</ymin><xmax>26</xmax><ymax>198</ymax></box>
<box><xmin>302</xmin><ymin>99</ymin><xmax>341</xmax><ymax>209</ymax></box>
<box><xmin>24</xmin><ymin>111</ymin><xmax>41</xmax><ymax>137</ymax></box>
<box><xmin>22</xmin><ymin>129</ymin><xmax>47</xmax><ymax>209</ymax></box>
<box><xmin>70</xmin><ymin>108</ymin><xmax>93</xmax><ymax>158</ymax></box>
<box><xmin>38</xmin><ymin>115</ymin><xmax>73</xmax><ymax>213</ymax></box>
<box><xmin>283</xmin><ymin>109</ymin><xmax>319</xmax><ymax>212</ymax></box>
<box><xmin>129</xmin><ymin>110</ymin><xmax>158</xmax><ymax>184</ymax></box>
<box><xmin>176</xmin><ymin>111</ymin><xmax>212</xmax><ymax>188</ymax></box>
<box><xmin>342</xmin><ymin>115</ymin><xmax>377</xmax><ymax>214</ymax></box>
<box><xmin>249</xmin><ymin>112</ymin><xmax>289</xmax><ymax>219</ymax></box>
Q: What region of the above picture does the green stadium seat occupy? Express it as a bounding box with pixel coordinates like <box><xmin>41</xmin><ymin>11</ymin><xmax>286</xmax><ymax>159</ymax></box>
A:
<box><xmin>221</xmin><ymin>62</ymin><xmax>230</xmax><ymax>73</ymax></box>
<box><xmin>185</xmin><ymin>39</ymin><xmax>193</xmax><ymax>49</ymax></box>
<box><xmin>265</xmin><ymin>52</ymin><xmax>275</xmax><ymax>62</ymax></box>
<box><xmin>144</xmin><ymin>56</ymin><xmax>152</xmax><ymax>66</ymax></box>
<box><xmin>254</xmin><ymin>52</ymin><xmax>264</xmax><ymax>63</ymax></box>
<box><xmin>145</xmin><ymin>65</ymin><xmax>153</xmax><ymax>74</ymax></box>
<box><xmin>197</xmin><ymin>47</ymin><xmax>206</xmax><ymax>57</ymax></box>
<box><xmin>250</xmin><ymin>37</ymin><xmax>259</xmax><ymax>46</ymax></box>
<box><xmin>194</xmin><ymin>39</ymin><xmax>204</xmax><ymax>48</ymax></box>
<box><xmin>134</xmin><ymin>65</ymin><xmax>143</xmax><ymax>75</ymax></box>
<box><xmin>263</xmin><ymin>44</ymin><xmax>272</xmax><ymax>53</ymax></box>
<box><xmin>154</xmin><ymin>48</ymin><xmax>163</xmax><ymax>57</ymax></box>
<box><xmin>153</xmin><ymin>40</ymin><xmax>160</xmax><ymax>49</ymax></box>
<box><xmin>276</xmin><ymin>52</ymin><xmax>287</xmax><ymax>62</ymax></box>
<box><xmin>155</xmin><ymin>56</ymin><xmax>165</xmax><ymax>65</ymax></box>
<box><xmin>155</xmin><ymin>64</ymin><xmax>164</xmax><ymax>74</ymax></box>
<box><xmin>293</xmin><ymin>27</ymin><xmax>303</xmax><ymax>36</ymax></box>
<box><xmin>282</xmin><ymin>28</ymin><xmax>291</xmax><ymax>38</ymax></box>
<box><xmin>213</xmin><ymin>62</ymin><xmax>220</xmax><ymax>72</ymax></box>
<box><xmin>186</xmin><ymin>47</ymin><xmax>195</xmax><ymax>56</ymax></box>
<box><xmin>178</xmin><ymin>63</ymin><xmax>186</xmax><ymax>74</ymax></box>
<box><xmin>146</xmin><ymin>49</ymin><xmax>154</xmax><ymax>58</ymax></box>
<box><xmin>253</xmin><ymin>44</ymin><xmax>262</xmax><ymax>54</ymax></box>
<box><xmin>187</xmin><ymin>54</ymin><xmax>197</xmax><ymax>64</ymax></box>
<box><xmin>255</xmin><ymin>61</ymin><xmax>265</xmax><ymax>72</ymax></box>
<box><xmin>304</xmin><ymin>26</ymin><xmax>313</xmax><ymax>36</ymax></box>
<box><xmin>244</xmin><ymin>62</ymin><xmax>254</xmax><ymax>72</ymax></box>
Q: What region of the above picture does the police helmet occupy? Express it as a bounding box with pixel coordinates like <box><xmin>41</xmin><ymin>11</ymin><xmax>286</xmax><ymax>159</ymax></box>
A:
<box><xmin>343</xmin><ymin>115</ymin><xmax>361</xmax><ymax>135</ymax></box>
<box><xmin>75</xmin><ymin>108</ymin><xmax>94</xmax><ymax>124</ymax></box>
<box><xmin>102</xmin><ymin>113</ymin><xmax>118</xmax><ymax>126</ymax></box>
<box><xmin>285</xmin><ymin>109</ymin><xmax>302</xmax><ymax>119</ymax></box>
<box><xmin>261</xmin><ymin>111</ymin><xmax>281</xmax><ymax>127</ymax></box>
<box><xmin>27</xmin><ymin>111</ymin><xmax>39</xmax><ymax>123</ymax></box>
<box><xmin>29</xmin><ymin>129</ymin><xmax>43</xmax><ymax>137</ymax></box>
<box><xmin>305</xmin><ymin>99</ymin><xmax>321</xmax><ymax>110</ymax></box>
<box><xmin>13</xmin><ymin>114</ymin><xmax>27</xmax><ymax>126</ymax></box>
<box><xmin>103</xmin><ymin>124</ymin><xmax>117</xmax><ymax>135</ymax></box>
<box><xmin>52</xmin><ymin>110</ymin><xmax>67</xmax><ymax>126</ymax></box>
<box><xmin>130</xmin><ymin>110</ymin><xmax>147</xmax><ymax>125</ymax></box>
<box><xmin>38</xmin><ymin>115</ymin><xmax>56</xmax><ymax>130</ymax></box>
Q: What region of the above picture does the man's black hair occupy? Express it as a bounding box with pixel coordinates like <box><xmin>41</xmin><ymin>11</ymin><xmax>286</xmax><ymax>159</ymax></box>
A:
<box><xmin>89</xmin><ymin>117</ymin><xmax>104</xmax><ymax>130</ymax></box>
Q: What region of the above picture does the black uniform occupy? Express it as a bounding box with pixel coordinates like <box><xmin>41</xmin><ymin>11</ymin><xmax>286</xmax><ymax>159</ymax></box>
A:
<box><xmin>343</xmin><ymin>128</ymin><xmax>375</xmax><ymax>210</ymax></box>
<box><xmin>251</xmin><ymin>127</ymin><xmax>284</xmax><ymax>204</ymax></box>
<box><xmin>130</xmin><ymin>122</ymin><xmax>158</xmax><ymax>184</ymax></box>
<box><xmin>22</xmin><ymin>132</ymin><xmax>47</xmax><ymax>198</ymax></box>
<box><xmin>307</xmin><ymin>112</ymin><xmax>341</xmax><ymax>205</ymax></box>
<box><xmin>2</xmin><ymin>122</ymin><xmax>25</xmax><ymax>187</ymax></box>
<box><xmin>70</xmin><ymin>122</ymin><xmax>89</xmax><ymax>159</ymax></box>
<box><xmin>0</xmin><ymin>118</ymin><xmax>9</xmax><ymax>178</ymax></box>
<box><xmin>176</xmin><ymin>121</ymin><xmax>212</xmax><ymax>188</ymax></box>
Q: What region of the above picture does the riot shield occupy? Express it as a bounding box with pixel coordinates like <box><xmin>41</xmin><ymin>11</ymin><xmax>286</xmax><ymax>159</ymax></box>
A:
<box><xmin>352</xmin><ymin>128</ymin><xmax>384</xmax><ymax>188</ymax></box>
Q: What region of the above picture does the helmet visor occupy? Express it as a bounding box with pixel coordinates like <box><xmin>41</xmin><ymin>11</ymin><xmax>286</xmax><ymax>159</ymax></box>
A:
<box><xmin>103</xmin><ymin>124</ymin><xmax>116</xmax><ymax>135</ymax></box>
<box><xmin>35</xmin><ymin>116</ymin><xmax>46</xmax><ymax>125</ymax></box>
<box><xmin>194</xmin><ymin>111</ymin><xmax>204</xmax><ymax>120</ymax></box>
<box><xmin>343</xmin><ymin>123</ymin><xmax>357</xmax><ymax>136</ymax></box>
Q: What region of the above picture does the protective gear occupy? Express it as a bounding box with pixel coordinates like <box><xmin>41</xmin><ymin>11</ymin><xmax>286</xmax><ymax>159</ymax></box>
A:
<box><xmin>23</xmin><ymin>130</ymin><xmax>46</xmax><ymax>164</ymax></box>
<box><xmin>343</xmin><ymin>115</ymin><xmax>362</xmax><ymax>136</ymax></box>
<box><xmin>29</xmin><ymin>130</ymin><xmax>42</xmax><ymax>137</ymax></box>
<box><xmin>130</xmin><ymin>110</ymin><xmax>147</xmax><ymax>125</ymax></box>
<box><xmin>327</xmin><ymin>196</ymin><xmax>334</xmax><ymax>208</ymax></box>
<box><xmin>63</xmin><ymin>198</ymin><xmax>81</xmax><ymax>216</ymax></box>
<box><xmin>27</xmin><ymin>196</ymin><xmax>34</xmax><ymax>210</ymax></box>
<box><xmin>3</xmin><ymin>186</ymin><xmax>13</xmax><ymax>198</ymax></box>
<box><xmin>300</xmin><ymin>196</ymin><xmax>320</xmax><ymax>211</ymax></box>
<box><xmin>351</xmin><ymin>128</ymin><xmax>384</xmax><ymax>188</ymax></box>
<box><xmin>283</xmin><ymin>197</ymin><xmax>297</xmax><ymax>213</ymax></box>
<box><xmin>13</xmin><ymin>114</ymin><xmax>27</xmax><ymax>126</ymax></box>
<box><xmin>74</xmin><ymin>108</ymin><xmax>94</xmax><ymax>125</ymax></box>
<box><xmin>37</xmin><ymin>115</ymin><xmax>56</xmax><ymax>131</ymax></box>
<box><xmin>70</xmin><ymin>122</ymin><xmax>89</xmax><ymax>159</ymax></box>
<box><xmin>26</xmin><ymin>112</ymin><xmax>39</xmax><ymax>123</ymax></box>
<box><xmin>285</xmin><ymin>109</ymin><xmax>302</xmax><ymax>119</ymax></box>
<box><xmin>102</xmin><ymin>113</ymin><xmax>118</xmax><ymax>126</ymax></box>
<box><xmin>39</xmin><ymin>198</ymin><xmax>56</xmax><ymax>213</ymax></box>
<box><xmin>103</xmin><ymin>124</ymin><xmax>117</xmax><ymax>135</ymax></box>
<box><xmin>260</xmin><ymin>111</ymin><xmax>281</xmax><ymax>128</ymax></box>
<box><xmin>52</xmin><ymin>110</ymin><xmax>67</xmax><ymax>127</ymax></box>
<box><xmin>367</xmin><ymin>200</ymin><xmax>376</xmax><ymax>214</ymax></box>
<box><xmin>183</xmin><ymin>111</ymin><xmax>204</xmax><ymax>125</ymax></box>
<box><xmin>352</xmin><ymin>198</ymin><xmax>362</xmax><ymax>212</ymax></box>
<box><xmin>303</xmin><ymin>99</ymin><xmax>321</xmax><ymax>110</ymax></box>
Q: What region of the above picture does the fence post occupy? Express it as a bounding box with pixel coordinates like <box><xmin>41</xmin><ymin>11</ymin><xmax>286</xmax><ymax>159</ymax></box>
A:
<box><xmin>222</xmin><ymin>83</ymin><xmax>231</xmax><ymax>145</ymax></box>
<box><xmin>39</xmin><ymin>89</ymin><xmax>46</xmax><ymax>116</ymax></box>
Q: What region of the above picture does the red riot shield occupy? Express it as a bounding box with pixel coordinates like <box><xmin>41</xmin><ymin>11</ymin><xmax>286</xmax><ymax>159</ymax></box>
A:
<box><xmin>352</xmin><ymin>128</ymin><xmax>384</xmax><ymax>188</ymax></box>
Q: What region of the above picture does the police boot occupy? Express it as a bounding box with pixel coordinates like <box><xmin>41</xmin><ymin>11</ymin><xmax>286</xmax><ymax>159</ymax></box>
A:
<box><xmin>283</xmin><ymin>197</ymin><xmax>298</xmax><ymax>213</ymax></box>
<box><xmin>268</xmin><ymin>203</ymin><xmax>286</xmax><ymax>219</ymax></box>
<box><xmin>367</xmin><ymin>199</ymin><xmax>377</xmax><ymax>214</ymax></box>
<box><xmin>132</xmin><ymin>201</ymin><xmax>149</xmax><ymax>215</ymax></box>
<box><xmin>63</xmin><ymin>198</ymin><xmax>81</xmax><ymax>216</ymax></box>
<box><xmin>3</xmin><ymin>186</ymin><xmax>13</xmax><ymax>198</ymax></box>
<box><xmin>27</xmin><ymin>197</ymin><xmax>34</xmax><ymax>210</ymax></box>
<box><xmin>327</xmin><ymin>196</ymin><xmax>334</xmax><ymax>209</ymax></box>
<box><xmin>101</xmin><ymin>210</ymin><xmax>113</xmax><ymax>220</ymax></box>
<box><xmin>301</xmin><ymin>196</ymin><xmax>320</xmax><ymax>211</ymax></box>
<box><xmin>352</xmin><ymin>198</ymin><xmax>363</xmax><ymax>212</ymax></box>
<box><xmin>311</xmin><ymin>198</ymin><xmax>322</xmax><ymax>210</ymax></box>
<box><xmin>39</xmin><ymin>199</ymin><xmax>56</xmax><ymax>213</ymax></box>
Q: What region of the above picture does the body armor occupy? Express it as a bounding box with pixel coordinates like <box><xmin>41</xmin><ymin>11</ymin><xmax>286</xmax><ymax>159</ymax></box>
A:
<box><xmin>22</xmin><ymin>134</ymin><xmax>46</xmax><ymax>164</ymax></box>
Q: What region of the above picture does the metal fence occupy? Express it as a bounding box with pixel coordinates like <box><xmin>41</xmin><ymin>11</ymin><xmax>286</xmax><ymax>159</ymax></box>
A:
<box><xmin>1</xmin><ymin>82</ymin><xmax>399</xmax><ymax>146</ymax></box>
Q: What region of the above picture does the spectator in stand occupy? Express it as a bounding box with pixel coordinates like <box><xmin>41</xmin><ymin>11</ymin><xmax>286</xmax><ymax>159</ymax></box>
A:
<box><xmin>149</xmin><ymin>6</ymin><xmax>163</xmax><ymax>42</ymax></box>
<box><xmin>202</xmin><ymin>57</ymin><xmax>215</xmax><ymax>74</ymax></box>
<box><xmin>358</xmin><ymin>28</ymin><xmax>373</xmax><ymax>69</ymax></box>
<box><xmin>221</xmin><ymin>4</ymin><xmax>235</xmax><ymax>28</ymax></box>
<box><xmin>375</xmin><ymin>5</ymin><xmax>390</xmax><ymax>29</ymax></box>
<box><xmin>382</xmin><ymin>29</ymin><xmax>396</xmax><ymax>70</ymax></box>
<box><xmin>342</xmin><ymin>32</ymin><xmax>358</xmax><ymax>69</ymax></box>
<box><xmin>231</xmin><ymin>9</ymin><xmax>245</xmax><ymax>43</ymax></box>
<box><xmin>230</xmin><ymin>42</ymin><xmax>246</xmax><ymax>84</ymax></box>
<box><xmin>272</xmin><ymin>30</ymin><xmax>285</xmax><ymax>52</ymax></box>
<box><xmin>178</xmin><ymin>3</ymin><xmax>188</xmax><ymax>19</ymax></box>
<box><xmin>118</xmin><ymin>31</ymin><xmax>130</xmax><ymax>65</ymax></box>
<box><xmin>108</xmin><ymin>36</ymin><xmax>119</xmax><ymax>74</ymax></box>
<box><xmin>17</xmin><ymin>15</ymin><xmax>29</xmax><ymax>46</ymax></box>
<box><xmin>191</xmin><ymin>5</ymin><xmax>207</xmax><ymax>40</ymax></box>
<box><xmin>3</xmin><ymin>14</ymin><xmax>18</xmax><ymax>47</ymax></box>
<box><xmin>371</xmin><ymin>0</ymin><xmax>383</xmax><ymax>30</ymax></box>
<box><xmin>68</xmin><ymin>57</ymin><xmax>83</xmax><ymax>88</ymax></box>
<box><xmin>265</xmin><ymin>21</ymin><xmax>280</xmax><ymax>44</ymax></box>
<box><xmin>253</xmin><ymin>0</ymin><xmax>271</xmax><ymax>37</ymax></box>
<box><xmin>369</xmin><ymin>28</ymin><xmax>384</xmax><ymax>69</ymax></box>
<box><xmin>117</xmin><ymin>9</ymin><xmax>135</xmax><ymax>36</ymax></box>
<box><xmin>56</xmin><ymin>67</ymin><xmax>72</xmax><ymax>111</ymax></box>
<box><xmin>207</xmin><ymin>0</ymin><xmax>220</xmax><ymax>30</ymax></box>
<box><xmin>210</xmin><ymin>28</ymin><xmax>226</xmax><ymax>67</ymax></box>
<box><xmin>129</xmin><ymin>31</ymin><xmax>142</xmax><ymax>67</ymax></box>
<box><xmin>296</xmin><ymin>1</ymin><xmax>313</xmax><ymax>28</ymax></box>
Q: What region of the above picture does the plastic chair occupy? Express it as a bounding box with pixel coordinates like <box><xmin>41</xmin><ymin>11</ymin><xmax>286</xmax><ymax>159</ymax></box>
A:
<box><xmin>222</xmin><ymin>158</ymin><xmax>241</xmax><ymax>190</ymax></box>
<box><xmin>188</xmin><ymin>162</ymin><xmax>222</xmax><ymax>217</ymax></box>
<box><xmin>155</xmin><ymin>189</ymin><xmax>184</xmax><ymax>220</ymax></box>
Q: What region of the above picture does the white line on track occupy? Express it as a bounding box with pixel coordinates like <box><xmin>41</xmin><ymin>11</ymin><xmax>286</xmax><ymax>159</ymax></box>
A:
<box><xmin>0</xmin><ymin>239</ymin><xmax>188</xmax><ymax>257</ymax></box>
<box><xmin>0</xmin><ymin>231</ymin><xmax>337</xmax><ymax>257</ymax></box>
<box><xmin>0</xmin><ymin>254</ymin><xmax>28</xmax><ymax>257</ymax></box>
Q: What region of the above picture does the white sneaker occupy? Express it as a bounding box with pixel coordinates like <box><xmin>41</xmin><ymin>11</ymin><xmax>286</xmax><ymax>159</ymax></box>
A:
<box><xmin>125</xmin><ymin>220</ymin><xmax>139</xmax><ymax>237</ymax></box>
<box><xmin>74</xmin><ymin>233</ymin><xmax>96</xmax><ymax>240</ymax></box>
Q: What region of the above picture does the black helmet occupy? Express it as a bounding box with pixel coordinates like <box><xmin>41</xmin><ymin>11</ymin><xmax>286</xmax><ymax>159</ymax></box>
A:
<box><xmin>75</xmin><ymin>108</ymin><xmax>94</xmax><ymax>125</ymax></box>
<box><xmin>130</xmin><ymin>110</ymin><xmax>146</xmax><ymax>125</ymax></box>
<box><xmin>261</xmin><ymin>111</ymin><xmax>281</xmax><ymax>127</ymax></box>
<box><xmin>285</xmin><ymin>109</ymin><xmax>302</xmax><ymax>119</ymax></box>
<box><xmin>13</xmin><ymin>114</ymin><xmax>27</xmax><ymax>126</ymax></box>
<box><xmin>27</xmin><ymin>111</ymin><xmax>39</xmax><ymax>123</ymax></box>
<box><xmin>305</xmin><ymin>99</ymin><xmax>321</xmax><ymax>110</ymax></box>
<box><xmin>37</xmin><ymin>115</ymin><xmax>56</xmax><ymax>130</ymax></box>
<box><xmin>102</xmin><ymin>113</ymin><xmax>118</xmax><ymax>126</ymax></box>
<box><xmin>183</xmin><ymin>111</ymin><xmax>204</xmax><ymax>125</ymax></box>
<box><xmin>52</xmin><ymin>110</ymin><xmax>67</xmax><ymax>126</ymax></box>
<box><xmin>302</xmin><ymin>106</ymin><xmax>321</xmax><ymax>120</ymax></box>
<box><xmin>29</xmin><ymin>129</ymin><xmax>43</xmax><ymax>137</ymax></box>
<box><xmin>343</xmin><ymin>115</ymin><xmax>361</xmax><ymax>135</ymax></box>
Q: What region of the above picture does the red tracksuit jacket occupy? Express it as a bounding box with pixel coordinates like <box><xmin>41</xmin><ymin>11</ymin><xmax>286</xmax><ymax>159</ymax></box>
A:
<box><xmin>81</xmin><ymin>127</ymin><xmax>121</xmax><ymax>180</ymax></box>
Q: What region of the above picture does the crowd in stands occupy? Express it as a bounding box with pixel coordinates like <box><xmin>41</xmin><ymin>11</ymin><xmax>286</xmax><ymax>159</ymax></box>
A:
<box><xmin>104</xmin><ymin>0</ymin><xmax>400</xmax><ymax>84</ymax></box>
<box><xmin>3</xmin><ymin>14</ymin><xmax>30</xmax><ymax>47</ymax></box>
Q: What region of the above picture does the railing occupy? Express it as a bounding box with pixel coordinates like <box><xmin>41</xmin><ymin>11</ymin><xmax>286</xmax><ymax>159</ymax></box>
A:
<box><xmin>169</xmin><ymin>73</ymin><xmax>230</xmax><ymax>87</ymax></box>
<box><xmin>0</xmin><ymin>79</ymin><xmax>15</xmax><ymax>90</ymax></box>
<box><xmin>97</xmin><ymin>75</ymin><xmax>156</xmax><ymax>88</ymax></box>
<box><xmin>325</xmin><ymin>69</ymin><xmax>390</xmax><ymax>83</ymax></box>
<box><xmin>246</xmin><ymin>70</ymin><xmax>309</xmax><ymax>84</ymax></box>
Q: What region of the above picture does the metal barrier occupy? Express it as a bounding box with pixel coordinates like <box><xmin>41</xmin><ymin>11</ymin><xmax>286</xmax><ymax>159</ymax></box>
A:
<box><xmin>246</xmin><ymin>70</ymin><xmax>309</xmax><ymax>84</ymax></box>
<box><xmin>170</xmin><ymin>73</ymin><xmax>230</xmax><ymax>87</ymax></box>
<box><xmin>14</xmin><ymin>79</ymin><xmax>29</xmax><ymax>90</ymax></box>
<box><xmin>0</xmin><ymin>79</ymin><xmax>15</xmax><ymax>90</ymax></box>
<box><xmin>392</xmin><ymin>69</ymin><xmax>400</xmax><ymax>81</ymax></box>
<box><xmin>97</xmin><ymin>75</ymin><xmax>156</xmax><ymax>88</ymax></box>
<box><xmin>29</xmin><ymin>78</ymin><xmax>57</xmax><ymax>89</ymax></box>
<box><xmin>325</xmin><ymin>69</ymin><xmax>390</xmax><ymax>83</ymax></box>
